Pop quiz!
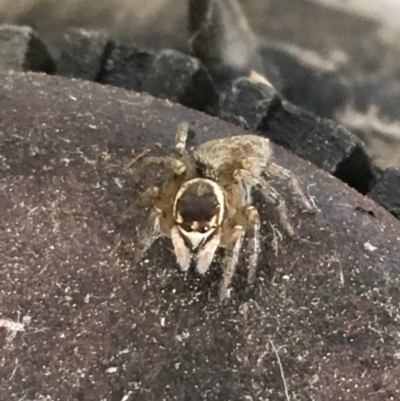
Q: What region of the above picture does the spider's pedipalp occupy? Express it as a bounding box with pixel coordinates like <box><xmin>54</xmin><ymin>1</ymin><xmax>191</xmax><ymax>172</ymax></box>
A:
<box><xmin>196</xmin><ymin>230</ymin><xmax>222</xmax><ymax>275</ymax></box>
<box><xmin>133</xmin><ymin>207</ymin><xmax>163</xmax><ymax>263</ymax></box>
<box><xmin>123</xmin><ymin>186</ymin><xmax>160</xmax><ymax>220</ymax></box>
<box><xmin>171</xmin><ymin>226</ymin><xmax>192</xmax><ymax>271</ymax></box>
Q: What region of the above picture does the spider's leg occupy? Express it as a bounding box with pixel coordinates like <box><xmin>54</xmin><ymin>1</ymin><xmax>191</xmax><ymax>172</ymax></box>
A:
<box><xmin>174</xmin><ymin>122</ymin><xmax>191</xmax><ymax>157</ymax></box>
<box><xmin>143</xmin><ymin>156</ymin><xmax>187</xmax><ymax>176</ymax></box>
<box><xmin>219</xmin><ymin>225</ymin><xmax>244</xmax><ymax>300</ymax></box>
<box><xmin>235</xmin><ymin>167</ymin><xmax>295</xmax><ymax>236</ymax></box>
<box><xmin>134</xmin><ymin>207</ymin><xmax>162</xmax><ymax>263</ymax></box>
<box><xmin>123</xmin><ymin>186</ymin><xmax>160</xmax><ymax>220</ymax></box>
<box><xmin>265</xmin><ymin>162</ymin><xmax>314</xmax><ymax>211</ymax></box>
<box><xmin>233</xmin><ymin>169</ymin><xmax>253</xmax><ymax>205</ymax></box>
<box><xmin>174</xmin><ymin>122</ymin><xmax>199</xmax><ymax>179</ymax></box>
<box><xmin>231</xmin><ymin>169</ymin><xmax>261</xmax><ymax>283</ymax></box>
<box><xmin>258</xmin><ymin>177</ymin><xmax>295</xmax><ymax>237</ymax></box>
<box><xmin>244</xmin><ymin>206</ymin><xmax>261</xmax><ymax>284</ymax></box>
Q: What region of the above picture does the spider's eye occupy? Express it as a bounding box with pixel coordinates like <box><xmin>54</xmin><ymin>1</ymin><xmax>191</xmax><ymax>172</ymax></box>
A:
<box><xmin>180</xmin><ymin>224</ymin><xmax>192</xmax><ymax>232</ymax></box>
<box><xmin>198</xmin><ymin>226</ymin><xmax>209</xmax><ymax>234</ymax></box>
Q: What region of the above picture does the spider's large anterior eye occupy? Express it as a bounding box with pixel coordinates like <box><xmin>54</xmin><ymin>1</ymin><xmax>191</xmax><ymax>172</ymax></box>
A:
<box><xmin>181</xmin><ymin>224</ymin><xmax>192</xmax><ymax>232</ymax></box>
<box><xmin>198</xmin><ymin>226</ymin><xmax>209</xmax><ymax>234</ymax></box>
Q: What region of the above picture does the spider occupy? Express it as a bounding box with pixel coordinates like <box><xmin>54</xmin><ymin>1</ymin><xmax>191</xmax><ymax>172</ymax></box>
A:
<box><xmin>123</xmin><ymin>123</ymin><xmax>314</xmax><ymax>299</ymax></box>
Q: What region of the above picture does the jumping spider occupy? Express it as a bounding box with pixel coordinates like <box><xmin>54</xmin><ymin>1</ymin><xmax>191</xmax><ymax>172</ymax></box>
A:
<box><xmin>124</xmin><ymin>123</ymin><xmax>314</xmax><ymax>299</ymax></box>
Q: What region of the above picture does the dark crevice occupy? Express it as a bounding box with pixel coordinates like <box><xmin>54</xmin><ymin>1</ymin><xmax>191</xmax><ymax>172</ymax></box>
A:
<box><xmin>334</xmin><ymin>146</ymin><xmax>376</xmax><ymax>194</ymax></box>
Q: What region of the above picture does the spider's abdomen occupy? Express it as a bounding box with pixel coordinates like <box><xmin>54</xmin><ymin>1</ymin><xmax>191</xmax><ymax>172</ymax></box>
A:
<box><xmin>194</xmin><ymin>135</ymin><xmax>271</xmax><ymax>180</ymax></box>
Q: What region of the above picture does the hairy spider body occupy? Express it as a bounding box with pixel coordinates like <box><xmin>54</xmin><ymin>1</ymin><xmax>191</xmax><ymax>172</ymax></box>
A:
<box><xmin>124</xmin><ymin>123</ymin><xmax>313</xmax><ymax>299</ymax></box>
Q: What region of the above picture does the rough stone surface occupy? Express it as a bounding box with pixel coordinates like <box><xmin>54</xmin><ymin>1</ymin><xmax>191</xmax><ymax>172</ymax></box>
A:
<box><xmin>57</xmin><ymin>28</ymin><xmax>112</xmax><ymax>81</ymax></box>
<box><xmin>142</xmin><ymin>49</ymin><xmax>219</xmax><ymax>113</ymax></box>
<box><xmin>258</xmin><ymin>98</ymin><xmax>375</xmax><ymax>194</ymax></box>
<box><xmin>0</xmin><ymin>24</ymin><xmax>55</xmax><ymax>73</ymax></box>
<box><xmin>100</xmin><ymin>40</ymin><xmax>155</xmax><ymax>92</ymax></box>
<box><xmin>0</xmin><ymin>72</ymin><xmax>400</xmax><ymax>401</ymax></box>
<box><xmin>368</xmin><ymin>168</ymin><xmax>400</xmax><ymax>219</ymax></box>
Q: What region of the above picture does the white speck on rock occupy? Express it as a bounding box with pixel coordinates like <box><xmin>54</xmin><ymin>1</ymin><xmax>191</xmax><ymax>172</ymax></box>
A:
<box><xmin>364</xmin><ymin>242</ymin><xmax>377</xmax><ymax>252</ymax></box>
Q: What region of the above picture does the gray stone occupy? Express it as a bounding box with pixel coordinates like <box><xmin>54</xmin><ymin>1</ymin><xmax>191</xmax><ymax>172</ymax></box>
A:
<box><xmin>368</xmin><ymin>168</ymin><xmax>400</xmax><ymax>219</ymax></box>
<box><xmin>143</xmin><ymin>49</ymin><xmax>218</xmax><ymax>112</ymax></box>
<box><xmin>100</xmin><ymin>40</ymin><xmax>155</xmax><ymax>92</ymax></box>
<box><xmin>258</xmin><ymin>98</ymin><xmax>375</xmax><ymax>193</ymax></box>
<box><xmin>217</xmin><ymin>78</ymin><xmax>278</xmax><ymax>131</ymax></box>
<box><xmin>0</xmin><ymin>25</ymin><xmax>55</xmax><ymax>73</ymax></box>
<box><xmin>57</xmin><ymin>28</ymin><xmax>112</xmax><ymax>81</ymax></box>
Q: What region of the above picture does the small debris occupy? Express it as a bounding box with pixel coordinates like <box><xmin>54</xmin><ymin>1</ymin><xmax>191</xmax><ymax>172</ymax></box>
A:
<box><xmin>364</xmin><ymin>242</ymin><xmax>377</xmax><ymax>252</ymax></box>
<box><xmin>127</xmin><ymin>148</ymin><xmax>151</xmax><ymax>168</ymax></box>
<box><xmin>121</xmin><ymin>392</ymin><xmax>133</xmax><ymax>401</ymax></box>
<box><xmin>0</xmin><ymin>317</ymin><xmax>25</xmax><ymax>332</ymax></box>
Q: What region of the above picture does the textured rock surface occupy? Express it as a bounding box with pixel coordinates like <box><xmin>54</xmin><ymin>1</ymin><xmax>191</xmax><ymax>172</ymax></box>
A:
<box><xmin>0</xmin><ymin>24</ymin><xmax>55</xmax><ymax>73</ymax></box>
<box><xmin>1</xmin><ymin>72</ymin><xmax>399</xmax><ymax>401</ymax></box>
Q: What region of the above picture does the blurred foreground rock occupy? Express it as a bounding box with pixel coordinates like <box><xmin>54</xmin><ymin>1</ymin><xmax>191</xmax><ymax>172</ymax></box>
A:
<box><xmin>0</xmin><ymin>72</ymin><xmax>399</xmax><ymax>401</ymax></box>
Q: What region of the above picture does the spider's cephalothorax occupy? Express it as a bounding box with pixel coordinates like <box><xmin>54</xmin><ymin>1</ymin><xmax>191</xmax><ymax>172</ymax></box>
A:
<box><xmin>172</xmin><ymin>177</ymin><xmax>226</xmax><ymax>274</ymax></box>
<box><xmin>124</xmin><ymin>123</ymin><xmax>315</xmax><ymax>299</ymax></box>
<box><xmin>174</xmin><ymin>178</ymin><xmax>224</xmax><ymax>247</ymax></box>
